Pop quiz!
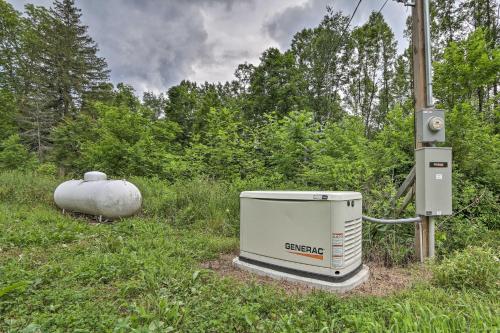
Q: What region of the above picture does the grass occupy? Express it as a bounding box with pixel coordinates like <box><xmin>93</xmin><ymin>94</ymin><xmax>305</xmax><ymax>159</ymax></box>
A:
<box><xmin>0</xmin><ymin>171</ymin><xmax>498</xmax><ymax>332</ymax></box>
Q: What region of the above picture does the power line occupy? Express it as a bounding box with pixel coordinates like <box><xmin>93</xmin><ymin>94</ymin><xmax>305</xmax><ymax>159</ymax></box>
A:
<box><xmin>345</xmin><ymin>0</ymin><xmax>363</xmax><ymax>32</ymax></box>
<box><xmin>378</xmin><ymin>0</ymin><xmax>389</xmax><ymax>15</ymax></box>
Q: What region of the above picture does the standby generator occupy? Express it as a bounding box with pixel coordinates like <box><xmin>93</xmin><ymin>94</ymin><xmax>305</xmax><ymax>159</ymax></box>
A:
<box><xmin>239</xmin><ymin>191</ymin><xmax>363</xmax><ymax>280</ymax></box>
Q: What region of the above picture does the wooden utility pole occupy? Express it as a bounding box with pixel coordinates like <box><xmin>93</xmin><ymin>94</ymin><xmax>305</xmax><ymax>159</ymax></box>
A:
<box><xmin>412</xmin><ymin>0</ymin><xmax>432</xmax><ymax>260</ymax></box>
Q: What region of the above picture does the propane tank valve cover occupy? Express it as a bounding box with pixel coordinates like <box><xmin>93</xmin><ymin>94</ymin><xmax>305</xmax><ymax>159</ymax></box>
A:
<box><xmin>84</xmin><ymin>171</ymin><xmax>107</xmax><ymax>181</ymax></box>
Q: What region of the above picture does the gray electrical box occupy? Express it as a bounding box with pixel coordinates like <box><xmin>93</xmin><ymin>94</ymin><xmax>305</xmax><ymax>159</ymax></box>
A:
<box><xmin>416</xmin><ymin>147</ymin><xmax>452</xmax><ymax>216</ymax></box>
<box><xmin>416</xmin><ymin>108</ymin><xmax>445</xmax><ymax>143</ymax></box>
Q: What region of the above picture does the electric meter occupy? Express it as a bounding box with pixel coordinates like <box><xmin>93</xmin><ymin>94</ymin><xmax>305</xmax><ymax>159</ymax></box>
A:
<box><xmin>416</xmin><ymin>108</ymin><xmax>445</xmax><ymax>142</ymax></box>
<box><xmin>428</xmin><ymin>116</ymin><xmax>444</xmax><ymax>132</ymax></box>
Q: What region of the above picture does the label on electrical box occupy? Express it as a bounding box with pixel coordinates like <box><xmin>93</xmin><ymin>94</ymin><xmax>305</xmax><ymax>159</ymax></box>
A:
<box><xmin>332</xmin><ymin>233</ymin><xmax>344</xmax><ymax>267</ymax></box>
<box><xmin>332</xmin><ymin>247</ymin><xmax>343</xmax><ymax>255</ymax></box>
<box><xmin>332</xmin><ymin>233</ymin><xmax>343</xmax><ymax>245</ymax></box>
<box><xmin>435</xmin><ymin>173</ymin><xmax>443</xmax><ymax>180</ymax></box>
<box><xmin>313</xmin><ymin>194</ymin><xmax>328</xmax><ymax>200</ymax></box>
<box><xmin>429</xmin><ymin>162</ymin><xmax>448</xmax><ymax>167</ymax></box>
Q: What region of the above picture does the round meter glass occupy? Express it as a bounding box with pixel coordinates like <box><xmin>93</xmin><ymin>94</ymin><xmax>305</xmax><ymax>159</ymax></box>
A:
<box><xmin>428</xmin><ymin>116</ymin><xmax>444</xmax><ymax>131</ymax></box>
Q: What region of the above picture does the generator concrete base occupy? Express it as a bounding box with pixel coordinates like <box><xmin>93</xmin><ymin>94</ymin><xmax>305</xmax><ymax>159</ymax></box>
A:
<box><xmin>233</xmin><ymin>257</ymin><xmax>369</xmax><ymax>293</ymax></box>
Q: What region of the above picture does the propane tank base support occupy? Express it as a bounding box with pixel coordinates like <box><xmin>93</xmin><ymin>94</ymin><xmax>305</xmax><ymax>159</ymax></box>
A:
<box><xmin>233</xmin><ymin>257</ymin><xmax>369</xmax><ymax>293</ymax></box>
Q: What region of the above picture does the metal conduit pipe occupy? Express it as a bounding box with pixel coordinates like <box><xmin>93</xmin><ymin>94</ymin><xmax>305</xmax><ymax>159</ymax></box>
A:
<box><xmin>423</xmin><ymin>0</ymin><xmax>434</xmax><ymax>107</ymax></box>
<box><xmin>362</xmin><ymin>215</ymin><xmax>421</xmax><ymax>224</ymax></box>
<box><xmin>428</xmin><ymin>216</ymin><xmax>435</xmax><ymax>257</ymax></box>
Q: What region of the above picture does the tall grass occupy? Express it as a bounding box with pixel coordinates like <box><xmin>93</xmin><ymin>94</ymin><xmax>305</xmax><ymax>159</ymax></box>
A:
<box><xmin>0</xmin><ymin>170</ymin><xmax>499</xmax><ymax>332</ymax></box>
<box><xmin>0</xmin><ymin>170</ymin><xmax>58</xmax><ymax>206</ymax></box>
<box><xmin>0</xmin><ymin>170</ymin><xmax>483</xmax><ymax>266</ymax></box>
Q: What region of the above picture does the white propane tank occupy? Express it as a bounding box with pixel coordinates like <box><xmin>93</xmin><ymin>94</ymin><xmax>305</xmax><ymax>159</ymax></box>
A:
<box><xmin>54</xmin><ymin>171</ymin><xmax>142</xmax><ymax>219</ymax></box>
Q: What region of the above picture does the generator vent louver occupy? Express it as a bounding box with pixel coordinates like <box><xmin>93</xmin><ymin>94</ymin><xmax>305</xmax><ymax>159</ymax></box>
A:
<box><xmin>344</xmin><ymin>218</ymin><xmax>362</xmax><ymax>265</ymax></box>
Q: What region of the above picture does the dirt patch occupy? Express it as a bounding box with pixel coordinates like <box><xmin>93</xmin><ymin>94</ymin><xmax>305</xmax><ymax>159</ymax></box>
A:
<box><xmin>0</xmin><ymin>247</ymin><xmax>24</xmax><ymax>263</ymax></box>
<box><xmin>343</xmin><ymin>263</ymin><xmax>431</xmax><ymax>297</ymax></box>
<box><xmin>201</xmin><ymin>253</ymin><xmax>431</xmax><ymax>297</ymax></box>
<box><xmin>201</xmin><ymin>253</ymin><xmax>316</xmax><ymax>295</ymax></box>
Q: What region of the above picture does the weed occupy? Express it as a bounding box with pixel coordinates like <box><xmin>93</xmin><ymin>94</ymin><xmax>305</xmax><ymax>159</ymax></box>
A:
<box><xmin>0</xmin><ymin>171</ymin><xmax>498</xmax><ymax>332</ymax></box>
<box><xmin>432</xmin><ymin>246</ymin><xmax>500</xmax><ymax>292</ymax></box>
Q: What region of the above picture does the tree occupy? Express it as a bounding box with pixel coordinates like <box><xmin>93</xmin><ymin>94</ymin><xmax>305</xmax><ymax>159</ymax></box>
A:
<box><xmin>345</xmin><ymin>12</ymin><xmax>397</xmax><ymax>136</ymax></box>
<box><xmin>291</xmin><ymin>8</ymin><xmax>350</xmax><ymax>123</ymax></box>
<box><xmin>245</xmin><ymin>48</ymin><xmax>308</xmax><ymax>122</ymax></box>
<box><xmin>256</xmin><ymin>111</ymin><xmax>318</xmax><ymax>181</ymax></box>
<box><xmin>434</xmin><ymin>29</ymin><xmax>499</xmax><ymax>119</ymax></box>
<box><xmin>392</xmin><ymin>48</ymin><xmax>413</xmax><ymax>112</ymax></box>
<box><xmin>51</xmin><ymin>110</ymin><xmax>95</xmax><ymax>174</ymax></box>
<box><xmin>165</xmin><ymin>80</ymin><xmax>200</xmax><ymax>142</ymax></box>
<box><xmin>48</xmin><ymin>0</ymin><xmax>109</xmax><ymax>118</ymax></box>
<box><xmin>0</xmin><ymin>134</ymin><xmax>37</xmax><ymax>170</ymax></box>
<box><xmin>446</xmin><ymin>102</ymin><xmax>500</xmax><ymax>189</ymax></box>
<box><xmin>0</xmin><ymin>89</ymin><xmax>18</xmax><ymax>141</ymax></box>
<box><xmin>431</xmin><ymin>0</ymin><xmax>464</xmax><ymax>54</ymax></box>
<box><xmin>143</xmin><ymin>91</ymin><xmax>166</xmax><ymax>120</ymax></box>
<box><xmin>185</xmin><ymin>107</ymin><xmax>251</xmax><ymax>179</ymax></box>
<box><xmin>16</xmin><ymin>4</ymin><xmax>59</xmax><ymax>158</ymax></box>
<box><xmin>460</xmin><ymin>0</ymin><xmax>499</xmax><ymax>46</ymax></box>
<box><xmin>1</xmin><ymin>0</ymin><xmax>109</xmax><ymax>159</ymax></box>
<box><xmin>304</xmin><ymin>116</ymin><xmax>370</xmax><ymax>190</ymax></box>
<box><xmin>53</xmin><ymin>101</ymin><xmax>183</xmax><ymax>179</ymax></box>
<box><xmin>0</xmin><ymin>0</ymin><xmax>23</xmax><ymax>93</ymax></box>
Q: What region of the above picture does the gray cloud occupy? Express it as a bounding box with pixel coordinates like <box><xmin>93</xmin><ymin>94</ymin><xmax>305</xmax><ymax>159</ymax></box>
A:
<box><xmin>264</xmin><ymin>0</ymin><xmax>410</xmax><ymax>52</ymax></box>
<box><xmin>9</xmin><ymin>0</ymin><xmax>409</xmax><ymax>94</ymax></box>
<box><xmin>85</xmin><ymin>2</ymin><xmax>196</xmax><ymax>92</ymax></box>
<box><xmin>10</xmin><ymin>0</ymin><xmax>258</xmax><ymax>93</ymax></box>
<box><xmin>264</xmin><ymin>0</ymin><xmax>330</xmax><ymax>50</ymax></box>
<box><xmin>78</xmin><ymin>0</ymin><xmax>227</xmax><ymax>93</ymax></box>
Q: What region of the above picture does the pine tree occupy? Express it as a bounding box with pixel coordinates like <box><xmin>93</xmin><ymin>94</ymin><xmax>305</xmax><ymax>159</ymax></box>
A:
<box><xmin>17</xmin><ymin>5</ymin><xmax>57</xmax><ymax>158</ymax></box>
<box><xmin>9</xmin><ymin>0</ymin><xmax>110</xmax><ymax>158</ymax></box>
<box><xmin>49</xmin><ymin>0</ymin><xmax>109</xmax><ymax>119</ymax></box>
<box><xmin>0</xmin><ymin>0</ymin><xmax>23</xmax><ymax>93</ymax></box>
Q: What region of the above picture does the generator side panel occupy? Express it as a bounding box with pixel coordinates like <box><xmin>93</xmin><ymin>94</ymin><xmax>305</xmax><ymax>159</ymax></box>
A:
<box><xmin>240</xmin><ymin>198</ymin><xmax>331</xmax><ymax>268</ymax></box>
<box><xmin>331</xmin><ymin>199</ymin><xmax>362</xmax><ymax>274</ymax></box>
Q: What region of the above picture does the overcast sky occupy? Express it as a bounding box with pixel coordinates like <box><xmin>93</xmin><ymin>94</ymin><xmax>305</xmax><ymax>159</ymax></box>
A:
<box><xmin>10</xmin><ymin>0</ymin><xmax>410</xmax><ymax>95</ymax></box>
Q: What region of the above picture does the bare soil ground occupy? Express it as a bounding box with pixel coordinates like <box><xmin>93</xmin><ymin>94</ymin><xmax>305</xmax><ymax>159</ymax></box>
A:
<box><xmin>201</xmin><ymin>253</ymin><xmax>431</xmax><ymax>297</ymax></box>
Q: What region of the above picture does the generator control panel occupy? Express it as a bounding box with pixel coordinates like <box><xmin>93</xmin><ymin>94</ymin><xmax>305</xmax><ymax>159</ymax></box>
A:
<box><xmin>415</xmin><ymin>147</ymin><xmax>452</xmax><ymax>216</ymax></box>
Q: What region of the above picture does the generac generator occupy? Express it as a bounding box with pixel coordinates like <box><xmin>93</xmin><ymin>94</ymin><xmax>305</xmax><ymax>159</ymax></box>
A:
<box><xmin>239</xmin><ymin>191</ymin><xmax>363</xmax><ymax>280</ymax></box>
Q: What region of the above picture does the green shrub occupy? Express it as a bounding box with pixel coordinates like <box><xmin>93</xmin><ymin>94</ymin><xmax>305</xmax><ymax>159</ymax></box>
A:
<box><xmin>130</xmin><ymin>176</ymin><xmax>240</xmax><ymax>236</ymax></box>
<box><xmin>0</xmin><ymin>134</ymin><xmax>37</xmax><ymax>171</ymax></box>
<box><xmin>172</xmin><ymin>178</ymin><xmax>240</xmax><ymax>235</ymax></box>
<box><xmin>432</xmin><ymin>246</ymin><xmax>500</xmax><ymax>292</ymax></box>
<box><xmin>36</xmin><ymin>162</ymin><xmax>58</xmax><ymax>176</ymax></box>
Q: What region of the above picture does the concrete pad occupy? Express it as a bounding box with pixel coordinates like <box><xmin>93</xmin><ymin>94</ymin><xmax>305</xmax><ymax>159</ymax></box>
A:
<box><xmin>233</xmin><ymin>257</ymin><xmax>369</xmax><ymax>293</ymax></box>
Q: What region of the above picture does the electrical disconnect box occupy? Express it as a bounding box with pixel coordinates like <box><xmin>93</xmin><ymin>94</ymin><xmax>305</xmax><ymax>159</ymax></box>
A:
<box><xmin>416</xmin><ymin>108</ymin><xmax>445</xmax><ymax>143</ymax></box>
<box><xmin>415</xmin><ymin>147</ymin><xmax>452</xmax><ymax>216</ymax></box>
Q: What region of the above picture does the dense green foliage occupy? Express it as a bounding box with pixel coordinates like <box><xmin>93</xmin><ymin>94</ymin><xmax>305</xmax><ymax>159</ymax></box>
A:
<box><xmin>432</xmin><ymin>246</ymin><xmax>500</xmax><ymax>292</ymax></box>
<box><xmin>0</xmin><ymin>0</ymin><xmax>497</xmax><ymax>263</ymax></box>
<box><xmin>0</xmin><ymin>172</ymin><xmax>498</xmax><ymax>332</ymax></box>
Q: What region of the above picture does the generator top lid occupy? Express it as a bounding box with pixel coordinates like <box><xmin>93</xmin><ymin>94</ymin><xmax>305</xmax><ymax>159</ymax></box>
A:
<box><xmin>240</xmin><ymin>191</ymin><xmax>361</xmax><ymax>201</ymax></box>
